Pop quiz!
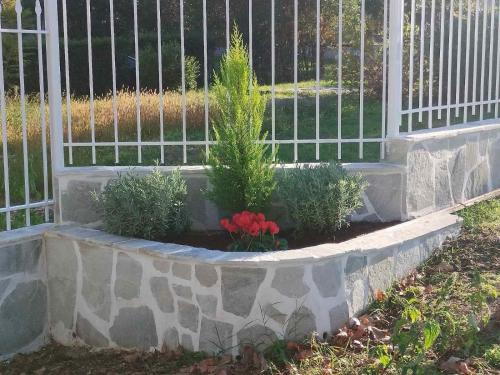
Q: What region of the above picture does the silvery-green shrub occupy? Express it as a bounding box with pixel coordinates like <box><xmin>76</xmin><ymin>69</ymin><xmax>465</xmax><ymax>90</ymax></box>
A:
<box><xmin>277</xmin><ymin>162</ymin><xmax>367</xmax><ymax>237</ymax></box>
<box><xmin>93</xmin><ymin>168</ymin><xmax>190</xmax><ymax>241</ymax></box>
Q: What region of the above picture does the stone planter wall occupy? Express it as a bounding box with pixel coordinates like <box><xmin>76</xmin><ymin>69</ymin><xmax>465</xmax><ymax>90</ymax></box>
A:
<box><xmin>0</xmin><ymin>224</ymin><xmax>52</xmax><ymax>360</ymax></box>
<box><xmin>54</xmin><ymin>122</ymin><xmax>500</xmax><ymax>230</ymax></box>
<box><xmin>45</xmin><ymin>211</ymin><xmax>461</xmax><ymax>355</ymax></box>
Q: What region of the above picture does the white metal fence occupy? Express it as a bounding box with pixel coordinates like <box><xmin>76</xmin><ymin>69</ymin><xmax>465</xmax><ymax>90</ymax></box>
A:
<box><xmin>0</xmin><ymin>0</ymin><xmax>498</xmax><ymax>230</ymax></box>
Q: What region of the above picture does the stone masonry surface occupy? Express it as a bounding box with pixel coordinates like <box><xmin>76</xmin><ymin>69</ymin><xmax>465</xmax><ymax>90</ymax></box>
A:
<box><xmin>44</xmin><ymin>210</ymin><xmax>461</xmax><ymax>355</ymax></box>
<box><xmin>0</xmin><ymin>224</ymin><xmax>53</xmax><ymax>361</ymax></box>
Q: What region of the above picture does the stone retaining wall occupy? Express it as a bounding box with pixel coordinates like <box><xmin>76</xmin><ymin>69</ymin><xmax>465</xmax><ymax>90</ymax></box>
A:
<box><xmin>0</xmin><ymin>224</ymin><xmax>52</xmax><ymax>361</ymax></box>
<box><xmin>387</xmin><ymin>121</ymin><xmax>500</xmax><ymax>219</ymax></box>
<box><xmin>45</xmin><ymin>211</ymin><xmax>461</xmax><ymax>355</ymax></box>
<box><xmin>54</xmin><ymin>163</ymin><xmax>405</xmax><ymax>231</ymax></box>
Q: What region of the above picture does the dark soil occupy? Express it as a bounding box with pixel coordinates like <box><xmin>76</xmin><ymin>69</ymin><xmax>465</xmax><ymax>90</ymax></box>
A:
<box><xmin>170</xmin><ymin>221</ymin><xmax>398</xmax><ymax>251</ymax></box>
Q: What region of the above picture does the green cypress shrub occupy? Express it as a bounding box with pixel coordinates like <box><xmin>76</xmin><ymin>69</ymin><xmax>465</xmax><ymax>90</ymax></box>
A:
<box><xmin>93</xmin><ymin>168</ymin><xmax>190</xmax><ymax>241</ymax></box>
<box><xmin>205</xmin><ymin>29</ymin><xmax>277</xmax><ymax>214</ymax></box>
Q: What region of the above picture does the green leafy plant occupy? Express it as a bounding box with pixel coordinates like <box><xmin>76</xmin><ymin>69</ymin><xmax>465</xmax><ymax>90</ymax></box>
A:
<box><xmin>276</xmin><ymin>162</ymin><xmax>367</xmax><ymax>237</ymax></box>
<box><xmin>93</xmin><ymin>167</ymin><xmax>190</xmax><ymax>241</ymax></box>
<box><xmin>205</xmin><ymin>28</ymin><xmax>277</xmax><ymax>214</ymax></box>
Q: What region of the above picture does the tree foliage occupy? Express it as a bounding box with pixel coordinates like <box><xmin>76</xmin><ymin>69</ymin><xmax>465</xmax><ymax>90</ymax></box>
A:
<box><xmin>205</xmin><ymin>29</ymin><xmax>276</xmax><ymax>214</ymax></box>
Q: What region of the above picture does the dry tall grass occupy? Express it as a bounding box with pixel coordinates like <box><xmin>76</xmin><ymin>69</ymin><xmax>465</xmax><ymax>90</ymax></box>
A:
<box><xmin>4</xmin><ymin>89</ymin><xmax>207</xmax><ymax>147</ymax></box>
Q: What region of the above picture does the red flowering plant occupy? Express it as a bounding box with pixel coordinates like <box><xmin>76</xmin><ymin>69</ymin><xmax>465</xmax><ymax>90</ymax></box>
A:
<box><xmin>220</xmin><ymin>211</ymin><xmax>287</xmax><ymax>251</ymax></box>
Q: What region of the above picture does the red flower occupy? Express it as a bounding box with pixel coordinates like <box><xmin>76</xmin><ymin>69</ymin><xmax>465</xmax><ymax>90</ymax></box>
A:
<box><xmin>268</xmin><ymin>221</ymin><xmax>280</xmax><ymax>235</ymax></box>
<box><xmin>256</xmin><ymin>213</ymin><xmax>266</xmax><ymax>223</ymax></box>
<box><xmin>220</xmin><ymin>218</ymin><xmax>238</xmax><ymax>233</ymax></box>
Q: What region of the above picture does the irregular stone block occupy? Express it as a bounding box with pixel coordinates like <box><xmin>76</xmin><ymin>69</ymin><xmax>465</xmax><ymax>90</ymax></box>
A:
<box><xmin>109</xmin><ymin>306</ymin><xmax>158</xmax><ymax>350</ymax></box>
<box><xmin>76</xmin><ymin>313</ymin><xmax>109</xmax><ymax>348</ymax></box>
<box><xmin>407</xmin><ymin>146</ymin><xmax>434</xmax><ymax>214</ymax></box>
<box><xmin>0</xmin><ymin>240</ymin><xmax>42</xmax><ymax>277</ymax></box>
<box><xmin>263</xmin><ymin>304</ymin><xmax>287</xmax><ymax>325</ymax></box>
<box><xmin>345</xmin><ymin>255</ymin><xmax>368</xmax><ymax>314</ymax></box>
<box><xmin>80</xmin><ymin>243</ymin><xmax>113</xmax><ymax>321</ymax></box>
<box><xmin>434</xmin><ymin>159</ymin><xmax>453</xmax><ymax>209</ymax></box>
<box><xmin>329</xmin><ymin>302</ymin><xmax>349</xmax><ymax>331</ymax></box>
<box><xmin>115</xmin><ymin>252</ymin><xmax>142</xmax><ymax>300</ymax></box>
<box><xmin>181</xmin><ymin>334</ymin><xmax>194</xmax><ymax>351</ymax></box>
<box><xmin>312</xmin><ymin>259</ymin><xmax>342</xmax><ymax>298</ymax></box>
<box><xmin>153</xmin><ymin>259</ymin><xmax>170</xmax><ymax>273</ymax></box>
<box><xmin>46</xmin><ymin>237</ymin><xmax>77</xmax><ymax>329</ymax></box>
<box><xmin>285</xmin><ymin>306</ymin><xmax>317</xmax><ymax>341</ymax></box>
<box><xmin>178</xmin><ymin>301</ymin><xmax>199</xmax><ymax>333</ymax></box>
<box><xmin>172</xmin><ymin>263</ymin><xmax>191</xmax><ymax>280</ymax></box>
<box><xmin>162</xmin><ymin>327</ymin><xmax>179</xmax><ymax>350</ymax></box>
<box><xmin>0</xmin><ymin>279</ymin><xmax>9</xmax><ymax>299</ymax></box>
<box><xmin>150</xmin><ymin>277</ymin><xmax>174</xmax><ymax>313</ymax></box>
<box><xmin>199</xmin><ymin>317</ymin><xmax>233</xmax><ymax>354</ymax></box>
<box><xmin>221</xmin><ymin>267</ymin><xmax>266</xmax><ymax>318</ymax></box>
<box><xmin>364</xmin><ymin>173</ymin><xmax>402</xmax><ymax>221</ymax></box>
<box><xmin>395</xmin><ymin>243</ymin><xmax>421</xmax><ymax>279</ymax></box>
<box><xmin>449</xmin><ymin>147</ymin><xmax>466</xmax><ymax>203</ymax></box>
<box><xmin>368</xmin><ymin>249</ymin><xmax>395</xmax><ymax>294</ymax></box>
<box><xmin>195</xmin><ymin>264</ymin><xmax>218</xmax><ymax>287</ymax></box>
<box><xmin>237</xmin><ymin>324</ymin><xmax>278</xmax><ymax>351</ymax></box>
<box><xmin>0</xmin><ymin>280</ymin><xmax>47</xmax><ymax>354</ymax></box>
<box><xmin>61</xmin><ymin>180</ymin><xmax>102</xmax><ymax>224</ymax></box>
<box><xmin>465</xmin><ymin>161</ymin><xmax>489</xmax><ymax>200</ymax></box>
<box><xmin>489</xmin><ymin>137</ymin><xmax>500</xmax><ymax>188</ymax></box>
<box><xmin>173</xmin><ymin>284</ymin><xmax>192</xmax><ymax>299</ymax></box>
<box><xmin>196</xmin><ymin>294</ymin><xmax>217</xmax><ymax>318</ymax></box>
<box><xmin>271</xmin><ymin>266</ymin><xmax>310</xmax><ymax>298</ymax></box>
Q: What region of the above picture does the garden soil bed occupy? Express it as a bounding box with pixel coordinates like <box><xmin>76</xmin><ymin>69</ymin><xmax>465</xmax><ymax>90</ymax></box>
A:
<box><xmin>169</xmin><ymin>221</ymin><xmax>398</xmax><ymax>250</ymax></box>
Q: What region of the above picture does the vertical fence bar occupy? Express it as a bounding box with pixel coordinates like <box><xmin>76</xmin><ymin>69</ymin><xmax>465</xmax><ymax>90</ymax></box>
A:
<box><xmin>381</xmin><ymin>0</ymin><xmax>388</xmax><ymax>158</ymax></box>
<box><xmin>133</xmin><ymin>0</ymin><xmax>142</xmax><ymax>163</ymax></box>
<box><xmin>180</xmin><ymin>0</ymin><xmax>187</xmax><ymax>163</ymax></box>
<box><xmin>418</xmin><ymin>0</ymin><xmax>426</xmax><ymax>123</ymax></box>
<box><xmin>44</xmin><ymin>0</ymin><xmax>65</xmax><ymax>175</ymax></box>
<box><xmin>480</xmin><ymin>0</ymin><xmax>487</xmax><ymax>120</ymax></box>
<box><xmin>315</xmin><ymin>0</ymin><xmax>320</xmax><ymax>160</ymax></box>
<box><xmin>0</xmin><ymin>5</ymin><xmax>11</xmax><ymax>229</ymax></box>
<box><xmin>86</xmin><ymin>0</ymin><xmax>96</xmax><ymax>164</ymax></box>
<box><xmin>226</xmin><ymin>0</ymin><xmax>230</xmax><ymax>50</ymax></box>
<box><xmin>157</xmin><ymin>0</ymin><xmax>164</xmax><ymax>163</ymax></box>
<box><xmin>359</xmin><ymin>0</ymin><xmax>365</xmax><ymax>158</ymax></box>
<box><xmin>337</xmin><ymin>0</ymin><xmax>343</xmax><ymax>157</ymax></box>
<box><xmin>464</xmin><ymin>0</ymin><xmax>472</xmax><ymax>122</ymax></box>
<box><xmin>455</xmin><ymin>0</ymin><xmax>463</xmax><ymax>118</ymax></box>
<box><xmin>387</xmin><ymin>0</ymin><xmax>404</xmax><ymax>137</ymax></box>
<box><xmin>271</xmin><ymin>0</ymin><xmax>276</xmax><ymax>158</ymax></box>
<box><xmin>438</xmin><ymin>0</ymin><xmax>446</xmax><ymax>119</ymax></box>
<box><xmin>428</xmin><ymin>0</ymin><xmax>436</xmax><ymax>128</ymax></box>
<box><xmin>495</xmin><ymin>0</ymin><xmax>500</xmax><ymax>117</ymax></box>
<box><xmin>249</xmin><ymin>0</ymin><xmax>253</xmax><ymax>76</ymax></box>
<box><xmin>488</xmin><ymin>0</ymin><xmax>495</xmax><ymax>112</ymax></box>
<box><xmin>472</xmin><ymin>0</ymin><xmax>480</xmax><ymax>115</ymax></box>
<box><xmin>15</xmin><ymin>0</ymin><xmax>31</xmax><ymax>225</ymax></box>
<box><xmin>110</xmin><ymin>0</ymin><xmax>119</xmax><ymax>163</ymax></box>
<box><xmin>293</xmin><ymin>0</ymin><xmax>298</xmax><ymax>161</ymax></box>
<box><xmin>446</xmin><ymin>0</ymin><xmax>454</xmax><ymax>126</ymax></box>
<box><xmin>203</xmin><ymin>0</ymin><xmax>209</xmax><ymax>159</ymax></box>
<box><xmin>35</xmin><ymin>0</ymin><xmax>49</xmax><ymax>222</ymax></box>
<box><xmin>408</xmin><ymin>0</ymin><xmax>416</xmax><ymax>131</ymax></box>
<box><xmin>61</xmin><ymin>0</ymin><xmax>72</xmax><ymax>165</ymax></box>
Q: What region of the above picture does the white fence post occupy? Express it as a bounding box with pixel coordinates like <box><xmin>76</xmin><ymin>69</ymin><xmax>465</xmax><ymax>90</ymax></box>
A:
<box><xmin>387</xmin><ymin>0</ymin><xmax>404</xmax><ymax>137</ymax></box>
<box><xmin>44</xmin><ymin>0</ymin><xmax>65</xmax><ymax>172</ymax></box>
